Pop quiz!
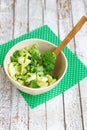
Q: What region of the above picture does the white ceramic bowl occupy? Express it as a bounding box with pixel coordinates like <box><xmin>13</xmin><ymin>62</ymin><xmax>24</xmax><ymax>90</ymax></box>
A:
<box><xmin>4</xmin><ymin>39</ymin><xmax>68</xmax><ymax>95</ymax></box>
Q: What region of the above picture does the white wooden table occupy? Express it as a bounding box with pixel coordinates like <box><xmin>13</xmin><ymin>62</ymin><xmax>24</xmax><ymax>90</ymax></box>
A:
<box><xmin>0</xmin><ymin>0</ymin><xmax>87</xmax><ymax>130</ymax></box>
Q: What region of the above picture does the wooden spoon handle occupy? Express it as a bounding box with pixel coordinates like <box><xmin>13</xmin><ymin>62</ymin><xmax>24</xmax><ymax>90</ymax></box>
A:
<box><xmin>54</xmin><ymin>16</ymin><xmax>87</xmax><ymax>56</ymax></box>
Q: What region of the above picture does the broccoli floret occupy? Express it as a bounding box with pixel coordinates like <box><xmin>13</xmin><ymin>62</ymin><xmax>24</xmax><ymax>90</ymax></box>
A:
<box><xmin>19</xmin><ymin>48</ymin><xmax>28</xmax><ymax>56</ymax></box>
<box><xmin>30</xmin><ymin>65</ymin><xmax>44</xmax><ymax>73</ymax></box>
<box><xmin>29</xmin><ymin>44</ymin><xmax>39</xmax><ymax>55</ymax></box>
<box><xmin>13</xmin><ymin>50</ymin><xmax>20</xmax><ymax>57</ymax></box>
<box><xmin>10</xmin><ymin>50</ymin><xmax>20</xmax><ymax>62</ymax></box>
<box><xmin>29</xmin><ymin>44</ymin><xmax>40</xmax><ymax>65</ymax></box>
<box><xmin>41</xmin><ymin>51</ymin><xmax>56</xmax><ymax>74</ymax></box>
<box><xmin>36</xmin><ymin>66</ymin><xmax>44</xmax><ymax>73</ymax></box>
<box><xmin>30</xmin><ymin>80</ymin><xmax>40</xmax><ymax>88</ymax></box>
<box><xmin>17</xmin><ymin>75</ymin><xmax>28</xmax><ymax>81</ymax></box>
<box><xmin>30</xmin><ymin>52</ymin><xmax>38</xmax><ymax>65</ymax></box>
<box><xmin>10</xmin><ymin>56</ymin><xmax>18</xmax><ymax>62</ymax></box>
<box><xmin>29</xmin><ymin>65</ymin><xmax>36</xmax><ymax>73</ymax></box>
<box><xmin>32</xmin><ymin>52</ymin><xmax>38</xmax><ymax>60</ymax></box>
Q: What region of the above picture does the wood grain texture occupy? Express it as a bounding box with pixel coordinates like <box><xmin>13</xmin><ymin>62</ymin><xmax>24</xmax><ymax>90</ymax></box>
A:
<box><xmin>84</xmin><ymin>0</ymin><xmax>87</xmax><ymax>14</ymax></box>
<box><xmin>0</xmin><ymin>0</ymin><xmax>14</xmax><ymax>44</ymax></box>
<box><xmin>58</xmin><ymin>0</ymin><xmax>84</xmax><ymax>130</ymax></box>
<box><xmin>44</xmin><ymin>0</ymin><xmax>65</xmax><ymax>130</ymax></box>
<box><xmin>71</xmin><ymin>0</ymin><xmax>87</xmax><ymax>130</ymax></box>
<box><xmin>29</xmin><ymin>0</ymin><xmax>46</xmax><ymax>130</ymax></box>
<box><xmin>0</xmin><ymin>0</ymin><xmax>87</xmax><ymax>130</ymax></box>
<box><xmin>58</xmin><ymin>0</ymin><xmax>70</xmax><ymax>19</ymax></box>
<box><xmin>0</xmin><ymin>0</ymin><xmax>14</xmax><ymax>130</ymax></box>
<box><xmin>10</xmin><ymin>0</ymin><xmax>29</xmax><ymax>130</ymax></box>
<box><xmin>44</xmin><ymin>0</ymin><xmax>58</xmax><ymax>34</ymax></box>
<box><xmin>29</xmin><ymin>0</ymin><xmax>43</xmax><ymax>31</ymax></box>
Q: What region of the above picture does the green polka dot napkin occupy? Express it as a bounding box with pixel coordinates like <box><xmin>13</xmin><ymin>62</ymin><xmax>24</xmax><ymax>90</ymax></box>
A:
<box><xmin>0</xmin><ymin>25</ymin><xmax>87</xmax><ymax>108</ymax></box>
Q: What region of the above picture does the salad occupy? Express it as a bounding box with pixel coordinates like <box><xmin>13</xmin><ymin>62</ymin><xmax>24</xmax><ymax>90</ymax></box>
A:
<box><xmin>8</xmin><ymin>44</ymin><xmax>57</xmax><ymax>88</ymax></box>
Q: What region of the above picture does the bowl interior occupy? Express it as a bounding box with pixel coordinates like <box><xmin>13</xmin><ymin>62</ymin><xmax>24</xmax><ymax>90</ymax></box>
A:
<box><xmin>4</xmin><ymin>39</ymin><xmax>67</xmax><ymax>95</ymax></box>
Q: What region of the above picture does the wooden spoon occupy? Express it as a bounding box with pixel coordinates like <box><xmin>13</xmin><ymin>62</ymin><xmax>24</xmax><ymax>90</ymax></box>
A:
<box><xmin>53</xmin><ymin>16</ymin><xmax>87</xmax><ymax>56</ymax></box>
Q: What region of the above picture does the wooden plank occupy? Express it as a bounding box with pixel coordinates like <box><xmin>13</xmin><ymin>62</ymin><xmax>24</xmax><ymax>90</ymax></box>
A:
<box><xmin>44</xmin><ymin>0</ymin><xmax>65</xmax><ymax>130</ymax></box>
<box><xmin>13</xmin><ymin>0</ymin><xmax>29</xmax><ymax>37</ymax></box>
<box><xmin>58</xmin><ymin>0</ymin><xmax>75</xmax><ymax>52</ymax></box>
<box><xmin>29</xmin><ymin>0</ymin><xmax>43</xmax><ymax>31</ymax></box>
<box><xmin>44</xmin><ymin>0</ymin><xmax>58</xmax><ymax>34</ymax></box>
<box><xmin>0</xmin><ymin>0</ymin><xmax>14</xmax><ymax>44</ymax></box>
<box><xmin>84</xmin><ymin>0</ymin><xmax>87</xmax><ymax>15</ymax></box>
<box><xmin>0</xmin><ymin>0</ymin><xmax>14</xmax><ymax>129</ymax></box>
<box><xmin>10</xmin><ymin>0</ymin><xmax>29</xmax><ymax>130</ymax></box>
<box><xmin>71</xmin><ymin>0</ymin><xmax>87</xmax><ymax>130</ymax></box>
<box><xmin>0</xmin><ymin>69</ymin><xmax>12</xmax><ymax>130</ymax></box>
<box><xmin>58</xmin><ymin>0</ymin><xmax>83</xmax><ymax>130</ymax></box>
<box><xmin>29</xmin><ymin>0</ymin><xmax>46</xmax><ymax>130</ymax></box>
<box><xmin>29</xmin><ymin>105</ymin><xmax>46</xmax><ymax>130</ymax></box>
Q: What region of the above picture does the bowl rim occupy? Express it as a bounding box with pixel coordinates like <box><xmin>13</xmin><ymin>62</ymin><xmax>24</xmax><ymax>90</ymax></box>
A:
<box><xmin>4</xmin><ymin>38</ymin><xmax>68</xmax><ymax>91</ymax></box>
